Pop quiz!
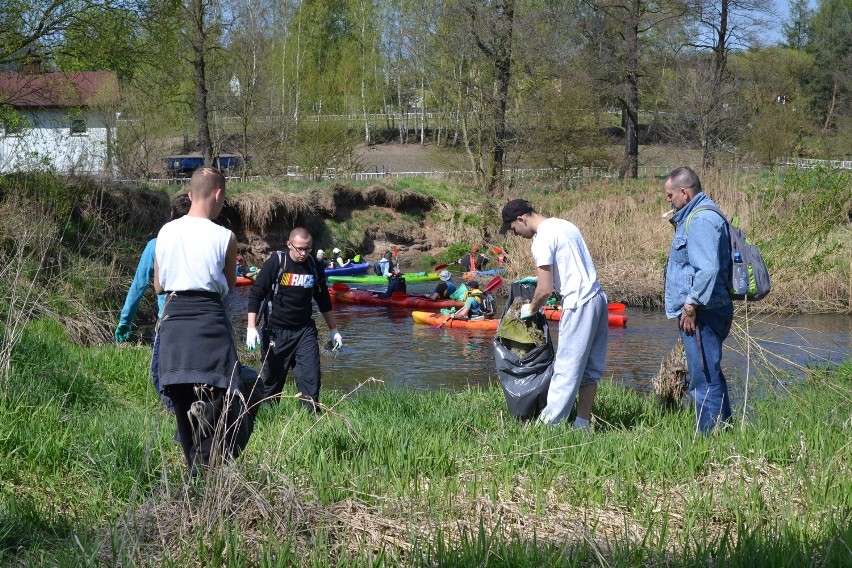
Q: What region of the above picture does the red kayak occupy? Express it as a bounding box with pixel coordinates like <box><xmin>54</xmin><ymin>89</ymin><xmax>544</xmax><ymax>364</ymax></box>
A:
<box><xmin>330</xmin><ymin>288</ymin><xmax>463</xmax><ymax>310</ymax></box>
<box><xmin>236</xmin><ymin>276</ymin><xmax>254</xmax><ymax>287</ymax></box>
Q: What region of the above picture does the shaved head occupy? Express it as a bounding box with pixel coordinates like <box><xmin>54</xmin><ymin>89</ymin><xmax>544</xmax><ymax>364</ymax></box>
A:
<box><xmin>190</xmin><ymin>166</ymin><xmax>226</xmax><ymax>199</ymax></box>
<box><xmin>665</xmin><ymin>167</ymin><xmax>702</xmax><ymax>196</ymax></box>
<box><xmin>289</xmin><ymin>227</ymin><xmax>312</xmax><ymax>241</ymax></box>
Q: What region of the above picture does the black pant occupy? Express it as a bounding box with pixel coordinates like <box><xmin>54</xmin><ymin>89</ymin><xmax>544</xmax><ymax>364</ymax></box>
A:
<box><xmin>166</xmin><ymin>383</ymin><xmax>248</xmax><ymax>475</ymax></box>
<box><xmin>261</xmin><ymin>323</ymin><xmax>321</xmax><ymax>411</ymax></box>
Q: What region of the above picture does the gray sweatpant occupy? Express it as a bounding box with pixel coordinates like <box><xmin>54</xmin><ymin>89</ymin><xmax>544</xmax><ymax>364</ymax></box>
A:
<box><xmin>539</xmin><ymin>290</ymin><xmax>609</xmax><ymax>424</ymax></box>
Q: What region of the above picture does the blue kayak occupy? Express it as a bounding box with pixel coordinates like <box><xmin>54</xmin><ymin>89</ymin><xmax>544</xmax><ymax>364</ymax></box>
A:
<box><xmin>324</xmin><ymin>261</ymin><xmax>371</xmax><ymax>276</ymax></box>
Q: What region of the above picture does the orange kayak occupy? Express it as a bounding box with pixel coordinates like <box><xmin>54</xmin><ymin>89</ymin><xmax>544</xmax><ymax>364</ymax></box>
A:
<box><xmin>543</xmin><ymin>306</ymin><xmax>627</xmax><ymax>327</ymax></box>
<box><xmin>412</xmin><ymin>308</ymin><xmax>627</xmax><ymax>329</ymax></box>
<box><xmin>411</xmin><ymin>311</ymin><xmax>499</xmax><ymax>329</ymax></box>
<box><xmin>332</xmin><ymin>289</ymin><xmax>463</xmax><ymax>310</ymax></box>
<box><xmin>236</xmin><ymin>276</ymin><xmax>254</xmax><ymax>287</ymax></box>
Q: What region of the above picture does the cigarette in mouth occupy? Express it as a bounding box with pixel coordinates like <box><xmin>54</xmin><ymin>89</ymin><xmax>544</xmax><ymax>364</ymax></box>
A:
<box><xmin>661</xmin><ymin>209</ymin><xmax>675</xmax><ymax>219</ymax></box>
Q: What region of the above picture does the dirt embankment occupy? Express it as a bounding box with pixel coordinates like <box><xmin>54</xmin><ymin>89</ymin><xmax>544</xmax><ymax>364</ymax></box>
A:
<box><xmin>223</xmin><ymin>183</ymin><xmax>450</xmax><ymax>267</ymax></box>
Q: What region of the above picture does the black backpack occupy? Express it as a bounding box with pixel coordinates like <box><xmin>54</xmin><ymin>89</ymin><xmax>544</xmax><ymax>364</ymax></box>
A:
<box><xmin>481</xmin><ymin>292</ymin><xmax>496</xmax><ymax>316</ymax></box>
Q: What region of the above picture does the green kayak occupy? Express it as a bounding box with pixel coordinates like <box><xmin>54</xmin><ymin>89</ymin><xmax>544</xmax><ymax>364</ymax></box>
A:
<box><xmin>327</xmin><ymin>271</ymin><xmax>440</xmax><ymax>284</ymax></box>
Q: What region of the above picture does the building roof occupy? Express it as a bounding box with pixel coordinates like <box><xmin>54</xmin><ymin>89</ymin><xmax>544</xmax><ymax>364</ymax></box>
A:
<box><xmin>0</xmin><ymin>71</ymin><xmax>119</xmax><ymax>108</ymax></box>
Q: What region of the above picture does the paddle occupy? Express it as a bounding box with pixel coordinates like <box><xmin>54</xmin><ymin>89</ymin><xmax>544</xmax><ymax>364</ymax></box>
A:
<box><xmin>434</xmin><ymin>263</ymin><xmax>449</xmax><ymax>272</ymax></box>
<box><xmin>482</xmin><ymin>275</ymin><xmax>504</xmax><ymax>293</ymax></box>
<box><xmin>432</xmin><ymin>314</ymin><xmax>453</xmax><ymax>329</ymax></box>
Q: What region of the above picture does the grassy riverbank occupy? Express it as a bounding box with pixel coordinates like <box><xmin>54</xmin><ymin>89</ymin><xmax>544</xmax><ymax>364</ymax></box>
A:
<box><xmin>1</xmin><ymin>318</ymin><xmax>850</xmax><ymax>566</ymax></box>
<box><xmin>0</xmin><ymin>168</ymin><xmax>849</xmax><ymax>565</ymax></box>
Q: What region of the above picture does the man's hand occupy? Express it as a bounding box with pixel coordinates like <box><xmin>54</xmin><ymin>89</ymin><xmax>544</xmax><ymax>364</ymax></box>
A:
<box><xmin>519</xmin><ymin>303</ymin><xmax>535</xmax><ymax>320</ymax></box>
<box><xmin>246</xmin><ymin>327</ymin><xmax>261</xmax><ymax>350</ymax></box>
<box><xmin>329</xmin><ymin>329</ymin><xmax>343</xmax><ymax>350</ymax></box>
<box><xmin>679</xmin><ymin>304</ymin><xmax>697</xmax><ymax>335</ymax></box>
<box><xmin>114</xmin><ymin>323</ymin><xmax>131</xmax><ymax>343</ymax></box>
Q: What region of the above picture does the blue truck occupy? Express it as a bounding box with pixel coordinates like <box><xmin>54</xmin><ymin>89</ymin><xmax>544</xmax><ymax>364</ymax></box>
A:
<box><xmin>162</xmin><ymin>154</ymin><xmax>246</xmax><ymax>177</ymax></box>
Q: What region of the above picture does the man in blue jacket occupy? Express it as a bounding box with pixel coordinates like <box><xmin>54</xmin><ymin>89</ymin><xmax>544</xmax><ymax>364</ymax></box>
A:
<box><xmin>114</xmin><ymin>194</ymin><xmax>191</xmax><ymax>408</ymax></box>
<box><xmin>114</xmin><ymin>194</ymin><xmax>192</xmax><ymax>342</ymax></box>
<box><xmin>664</xmin><ymin>167</ymin><xmax>734</xmax><ymax>434</ymax></box>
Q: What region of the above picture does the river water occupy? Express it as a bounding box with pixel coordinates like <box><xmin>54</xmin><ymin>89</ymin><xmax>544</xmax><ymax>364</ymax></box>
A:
<box><xmin>225</xmin><ymin>283</ymin><xmax>850</xmax><ymax>403</ymax></box>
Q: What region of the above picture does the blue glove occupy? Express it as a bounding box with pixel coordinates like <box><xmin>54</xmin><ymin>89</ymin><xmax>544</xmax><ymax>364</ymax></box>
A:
<box><xmin>114</xmin><ymin>323</ymin><xmax>132</xmax><ymax>342</ymax></box>
<box><xmin>519</xmin><ymin>303</ymin><xmax>535</xmax><ymax>320</ymax></box>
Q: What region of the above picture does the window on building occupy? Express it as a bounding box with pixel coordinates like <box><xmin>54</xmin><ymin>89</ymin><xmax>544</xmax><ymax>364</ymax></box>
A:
<box><xmin>70</xmin><ymin>118</ymin><xmax>87</xmax><ymax>135</ymax></box>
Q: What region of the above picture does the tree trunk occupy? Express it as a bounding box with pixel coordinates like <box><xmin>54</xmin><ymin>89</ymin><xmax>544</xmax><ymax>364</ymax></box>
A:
<box><xmin>358</xmin><ymin>0</ymin><xmax>371</xmax><ymax>145</ymax></box>
<box><xmin>189</xmin><ymin>0</ymin><xmax>213</xmax><ymax>167</ymax></box>
<box><xmin>703</xmin><ymin>0</ymin><xmax>729</xmax><ymax>173</ymax></box>
<box><xmin>484</xmin><ymin>0</ymin><xmax>514</xmax><ymax>193</ymax></box>
<box><xmin>822</xmin><ymin>80</ymin><xmax>838</xmax><ymax>136</ymax></box>
<box><xmin>620</xmin><ymin>8</ymin><xmax>639</xmax><ymax>180</ymax></box>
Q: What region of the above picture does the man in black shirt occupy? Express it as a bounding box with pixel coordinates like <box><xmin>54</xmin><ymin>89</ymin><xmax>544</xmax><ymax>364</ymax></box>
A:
<box><xmin>245</xmin><ymin>227</ymin><xmax>342</xmax><ymax>411</ymax></box>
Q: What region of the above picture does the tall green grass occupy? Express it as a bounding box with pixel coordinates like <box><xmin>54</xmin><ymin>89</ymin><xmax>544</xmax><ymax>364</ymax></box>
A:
<box><xmin>1</xmin><ymin>317</ymin><xmax>849</xmax><ymax>565</ymax></box>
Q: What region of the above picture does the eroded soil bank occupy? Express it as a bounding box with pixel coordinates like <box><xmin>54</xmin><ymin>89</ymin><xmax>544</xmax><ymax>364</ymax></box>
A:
<box><xmin>138</xmin><ymin>173</ymin><xmax>851</xmax><ymax>313</ymax></box>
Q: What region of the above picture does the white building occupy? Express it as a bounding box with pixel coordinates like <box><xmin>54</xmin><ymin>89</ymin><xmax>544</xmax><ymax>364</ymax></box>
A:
<box><xmin>0</xmin><ymin>71</ymin><xmax>119</xmax><ymax>174</ymax></box>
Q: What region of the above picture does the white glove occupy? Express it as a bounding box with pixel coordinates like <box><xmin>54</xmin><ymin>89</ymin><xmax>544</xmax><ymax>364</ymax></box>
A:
<box><xmin>519</xmin><ymin>303</ymin><xmax>535</xmax><ymax>320</ymax></box>
<box><xmin>329</xmin><ymin>329</ymin><xmax>343</xmax><ymax>350</ymax></box>
<box><xmin>246</xmin><ymin>327</ymin><xmax>260</xmax><ymax>351</ymax></box>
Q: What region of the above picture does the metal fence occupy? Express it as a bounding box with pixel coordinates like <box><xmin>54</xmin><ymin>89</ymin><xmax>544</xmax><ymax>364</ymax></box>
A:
<box><xmin>776</xmin><ymin>157</ymin><xmax>852</xmax><ymax>170</ymax></box>
<box><xmin>122</xmin><ymin>157</ymin><xmax>848</xmax><ymax>186</ymax></box>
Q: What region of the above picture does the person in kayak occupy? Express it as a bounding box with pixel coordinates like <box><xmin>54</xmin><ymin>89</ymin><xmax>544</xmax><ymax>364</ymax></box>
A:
<box><xmin>377</xmin><ymin>268</ymin><xmax>407</xmax><ymax>298</ymax></box>
<box><xmin>333</xmin><ymin>247</ymin><xmax>351</xmax><ymax>268</ymax></box>
<box><xmin>458</xmin><ymin>245</ymin><xmax>489</xmax><ymax>272</ymax></box>
<box><xmin>374</xmin><ymin>250</ymin><xmax>393</xmax><ymax>276</ymax></box>
<box><xmin>246</xmin><ymin>227</ymin><xmax>342</xmax><ymax>412</ymax></box>
<box><xmin>429</xmin><ymin>269</ymin><xmax>456</xmax><ymax>300</ymax></box>
<box><xmin>236</xmin><ymin>255</ymin><xmax>251</xmax><ymax>278</ymax></box>
<box><xmin>450</xmin><ymin>281</ymin><xmax>492</xmax><ymax>320</ymax></box>
<box><xmin>316</xmin><ymin>249</ymin><xmax>334</xmax><ymax>269</ymax></box>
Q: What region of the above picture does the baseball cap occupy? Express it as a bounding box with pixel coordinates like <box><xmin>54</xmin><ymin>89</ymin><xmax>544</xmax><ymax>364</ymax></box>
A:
<box><xmin>333</xmin><ymin>247</ymin><xmax>341</xmax><ymax>254</ymax></box>
<box><xmin>471</xmin><ymin>245</ymin><xmax>479</xmax><ymax>252</ymax></box>
<box><xmin>499</xmin><ymin>199</ymin><xmax>534</xmax><ymax>234</ymax></box>
<box><xmin>236</xmin><ymin>255</ymin><xmax>243</xmax><ymax>261</ymax></box>
<box><xmin>439</xmin><ymin>270</ymin><xmax>451</xmax><ymax>281</ymax></box>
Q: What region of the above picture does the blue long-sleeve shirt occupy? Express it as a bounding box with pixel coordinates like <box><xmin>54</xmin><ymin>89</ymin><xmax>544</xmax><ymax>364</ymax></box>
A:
<box><xmin>664</xmin><ymin>192</ymin><xmax>732</xmax><ymax>319</ymax></box>
<box><xmin>118</xmin><ymin>238</ymin><xmax>167</xmax><ymax>326</ymax></box>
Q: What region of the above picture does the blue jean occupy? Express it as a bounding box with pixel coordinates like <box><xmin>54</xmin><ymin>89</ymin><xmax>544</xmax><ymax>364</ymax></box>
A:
<box><xmin>681</xmin><ymin>303</ymin><xmax>734</xmax><ymax>434</ymax></box>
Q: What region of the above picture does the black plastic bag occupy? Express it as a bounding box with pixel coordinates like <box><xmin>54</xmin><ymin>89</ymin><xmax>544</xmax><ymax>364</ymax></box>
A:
<box><xmin>494</xmin><ymin>280</ymin><xmax>554</xmax><ymax>420</ymax></box>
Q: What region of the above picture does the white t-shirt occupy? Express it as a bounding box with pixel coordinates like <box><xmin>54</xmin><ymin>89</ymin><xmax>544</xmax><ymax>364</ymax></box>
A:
<box><xmin>155</xmin><ymin>216</ymin><xmax>232</xmax><ymax>298</ymax></box>
<box><xmin>531</xmin><ymin>217</ymin><xmax>600</xmax><ymax>309</ymax></box>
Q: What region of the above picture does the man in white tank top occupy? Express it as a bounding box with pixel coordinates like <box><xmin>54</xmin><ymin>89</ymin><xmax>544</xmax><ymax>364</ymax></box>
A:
<box><xmin>153</xmin><ymin>166</ymin><xmax>245</xmax><ymax>475</ymax></box>
<box><xmin>499</xmin><ymin>199</ymin><xmax>609</xmax><ymax>428</ymax></box>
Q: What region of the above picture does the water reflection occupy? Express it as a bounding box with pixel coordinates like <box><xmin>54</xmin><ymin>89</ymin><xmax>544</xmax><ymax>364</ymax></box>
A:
<box><xmin>225</xmin><ymin>283</ymin><xmax>850</xmax><ymax>402</ymax></box>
